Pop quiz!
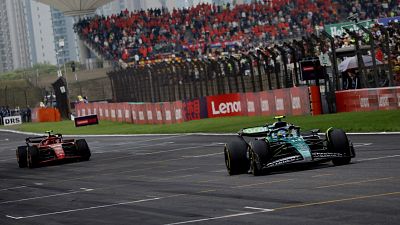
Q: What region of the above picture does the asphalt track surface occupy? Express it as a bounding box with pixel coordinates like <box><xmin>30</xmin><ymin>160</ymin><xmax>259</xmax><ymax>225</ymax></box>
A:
<box><xmin>0</xmin><ymin>131</ymin><xmax>399</xmax><ymax>225</ymax></box>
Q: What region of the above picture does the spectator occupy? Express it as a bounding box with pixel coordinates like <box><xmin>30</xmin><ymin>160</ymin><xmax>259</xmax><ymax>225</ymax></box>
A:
<box><xmin>344</xmin><ymin>69</ymin><xmax>361</xmax><ymax>89</ymax></box>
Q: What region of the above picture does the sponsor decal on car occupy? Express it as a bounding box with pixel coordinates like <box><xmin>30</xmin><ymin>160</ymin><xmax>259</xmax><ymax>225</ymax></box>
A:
<box><xmin>312</xmin><ymin>152</ymin><xmax>345</xmax><ymax>158</ymax></box>
<box><xmin>266</xmin><ymin>155</ymin><xmax>302</xmax><ymax>167</ymax></box>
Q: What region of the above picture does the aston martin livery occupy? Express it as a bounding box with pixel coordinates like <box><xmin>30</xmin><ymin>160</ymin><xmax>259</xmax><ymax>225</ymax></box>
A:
<box><xmin>16</xmin><ymin>131</ymin><xmax>91</xmax><ymax>168</ymax></box>
<box><xmin>224</xmin><ymin>116</ymin><xmax>355</xmax><ymax>176</ymax></box>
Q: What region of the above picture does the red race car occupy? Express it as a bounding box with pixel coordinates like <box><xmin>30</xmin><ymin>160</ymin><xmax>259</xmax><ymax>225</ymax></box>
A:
<box><xmin>16</xmin><ymin>131</ymin><xmax>91</xmax><ymax>168</ymax></box>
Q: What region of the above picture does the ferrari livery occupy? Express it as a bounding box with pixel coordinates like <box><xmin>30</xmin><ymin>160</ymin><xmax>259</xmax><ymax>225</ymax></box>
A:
<box><xmin>224</xmin><ymin>116</ymin><xmax>355</xmax><ymax>176</ymax></box>
<box><xmin>16</xmin><ymin>131</ymin><xmax>91</xmax><ymax>168</ymax></box>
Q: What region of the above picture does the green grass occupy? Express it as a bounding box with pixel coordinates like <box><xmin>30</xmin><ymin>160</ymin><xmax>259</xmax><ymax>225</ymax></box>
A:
<box><xmin>0</xmin><ymin>63</ymin><xmax>57</xmax><ymax>80</ymax></box>
<box><xmin>6</xmin><ymin>110</ymin><xmax>400</xmax><ymax>135</ymax></box>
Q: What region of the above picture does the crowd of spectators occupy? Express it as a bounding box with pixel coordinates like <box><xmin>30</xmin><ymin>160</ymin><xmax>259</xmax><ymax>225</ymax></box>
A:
<box><xmin>0</xmin><ymin>106</ymin><xmax>31</xmax><ymax>125</ymax></box>
<box><xmin>74</xmin><ymin>0</ymin><xmax>400</xmax><ymax>65</ymax></box>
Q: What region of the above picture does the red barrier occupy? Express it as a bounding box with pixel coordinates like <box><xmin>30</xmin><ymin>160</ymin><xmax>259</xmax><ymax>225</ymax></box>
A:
<box><xmin>99</xmin><ymin>103</ymin><xmax>105</xmax><ymax>120</ymax></box>
<box><xmin>136</xmin><ymin>104</ymin><xmax>147</xmax><ymax>124</ymax></box>
<box><xmin>145</xmin><ymin>103</ymin><xmax>155</xmax><ymax>124</ymax></box>
<box><xmin>130</xmin><ymin>104</ymin><xmax>139</xmax><ymax>124</ymax></box>
<box><xmin>162</xmin><ymin>102</ymin><xmax>173</xmax><ymax>124</ymax></box>
<box><xmin>154</xmin><ymin>103</ymin><xmax>164</xmax><ymax>124</ymax></box>
<box><xmin>290</xmin><ymin>86</ymin><xmax>311</xmax><ymax>116</ymax></box>
<box><xmin>242</xmin><ymin>92</ymin><xmax>260</xmax><ymax>116</ymax></box>
<box><xmin>109</xmin><ymin>103</ymin><xmax>116</xmax><ymax>122</ymax></box>
<box><xmin>116</xmin><ymin>103</ymin><xmax>124</xmax><ymax>122</ymax></box>
<box><xmin>309</xmin><ymin>85</ymin><xmax>322</xmax><ymax>115</ymax></box>
<box><xmin>258</xmin><ymin>91</ymin><xmax>275</xmax><ymax>116</ymax></box>
<box><xmin>273</xmin><ymin>89</ymin><xmax>291</xmax><ymax>116</ymax></box>
<box><xmin>377</xmin><ymin>88</ymin><xmax>397</xmax><ymax>110</ymax></box>
<box><xmin>92</xmin><ymin>102</ymin><xmax>98</xmax><ymax>116</ymax></box>
<box><xmin>86</xmin><ymin>103</ymin><xmax>93</xmax><ymax>115</ymax></box>
<box><xmin>336</xmin><ymin>87</ymin><xmax>400</xmax><ymax>112</ymax></box>
<box><xmin>173</xmin><ymin>101</ymin><xmax>184</xmax><ymax>123</ymax></box>
<box><xmin>32</xmin><ymin>107</ymin><xmax>61</xmax><ymax>122</ymax></box>
<box><xmin>104</xmin><ymin>104</ymin><xmax>110</xmax><ymax>120</ymax></box>
<box><xmin>123</xmin><ymin>103</ymin><xmax>132</xmax><ymax>123</ymax></box>
<box><xmin>206</xmin><ymin>93</ymin><xmax>242</xmax><ymax>118</ymax></box>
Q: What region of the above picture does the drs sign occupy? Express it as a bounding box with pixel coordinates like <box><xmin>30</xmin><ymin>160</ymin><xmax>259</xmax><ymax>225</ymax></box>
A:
<box><xmin>3</xmin><ymin>116</ymin><xmax>22</xmax><ymax>126</ymax></box>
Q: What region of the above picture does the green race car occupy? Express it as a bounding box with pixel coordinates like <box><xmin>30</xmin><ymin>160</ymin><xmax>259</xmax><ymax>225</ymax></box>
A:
<box><xmin>224</xmin><ymin>116</ymin><xmax>355</xmax><ymax>176</ymax></box>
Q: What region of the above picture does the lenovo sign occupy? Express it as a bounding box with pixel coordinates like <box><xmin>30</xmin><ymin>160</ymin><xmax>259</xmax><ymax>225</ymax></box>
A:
<box><xmin>207</xmin><ymin>93</ymin><xmax>242</xmax><ymax>118</ymax></box>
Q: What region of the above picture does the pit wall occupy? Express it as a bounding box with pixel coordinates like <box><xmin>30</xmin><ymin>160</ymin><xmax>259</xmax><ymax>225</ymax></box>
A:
<box><xmin>74</xmin><ymin>86</ymin><xmax>317</xmax><ymax>125</ymax></box>
<box><xmin>335</xmin><ymin>87</ymin><xmax>400</xmax><ymax>112</ymax></box>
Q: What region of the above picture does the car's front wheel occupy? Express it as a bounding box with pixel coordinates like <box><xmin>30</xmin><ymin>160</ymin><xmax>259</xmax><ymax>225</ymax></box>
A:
<box><xmin>327</xmin><ymin>128</ymin><xmax>352</xmax><ymax>166</ymax></box>
<box><xmin>224</xmin><ymin>137</ymin><xmax>249</xmax><ymax>175</ymax></box>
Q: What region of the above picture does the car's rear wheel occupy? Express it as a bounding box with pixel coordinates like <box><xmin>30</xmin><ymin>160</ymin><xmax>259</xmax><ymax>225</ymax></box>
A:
<box><xmin>327</xmin><ymin>129</ymin><xmax>352</xmax><ymax>165</ymax></box>
<box><xmin>76</xmin><ymin>139</ymin><xmax>91</xmax><ymax>161</ymax></box>
<box><xmin>16</xmin><ymin>146</ymin><xmax>27</xmax><ymax>168</ymax></box>
<box><xmin>249</xmin><ymin>140</ymin><xmax>270</xmax><ymax>176</ymax></box>
<box><xmin>27</xmin><ymin>146</ymin><xmax>39</xmax><ymax>168</ymax></box>
<box><xmin>224</xmin><ymin>137</ymin><xmax>249</xmax><ymax>175</ymax></box>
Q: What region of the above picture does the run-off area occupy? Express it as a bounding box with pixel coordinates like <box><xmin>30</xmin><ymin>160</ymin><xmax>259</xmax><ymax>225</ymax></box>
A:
<box><xmin>0</xmin><ymin>132</ymin><xmax>399</xmax><ymax>225</ymax></box>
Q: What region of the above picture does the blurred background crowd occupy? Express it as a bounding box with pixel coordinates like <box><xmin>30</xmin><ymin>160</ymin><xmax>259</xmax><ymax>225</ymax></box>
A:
<box><xmin>74</xmin><ymin>0</ymin><xmax>400</xmax><ymax>64</ymax></box>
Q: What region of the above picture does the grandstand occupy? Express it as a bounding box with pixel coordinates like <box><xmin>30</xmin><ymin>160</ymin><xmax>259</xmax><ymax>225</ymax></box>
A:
<box><xmin>74</xmin><ymin>0</ymin><xmax>399</xmax><ymax>64</ymax></box>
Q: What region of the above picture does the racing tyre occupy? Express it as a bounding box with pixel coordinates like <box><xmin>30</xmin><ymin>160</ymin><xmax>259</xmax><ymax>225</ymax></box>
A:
<box><xmin>27</xmin><ymin>146</ymin><xmax>39</xmax><ymax>168</ymax></box>
<box><xmin>76</xmin><ymin>139</ymin><xmax>91</xmax><ymax>161</ymax></box>
<box><xmin>16</xmin><ymin>146</ymin><xmax>27</xmax><ymax>168</ymax></box>
<box><xmin>224</xmin><ymin>137</ymin><xmax>249</xmax><ymax>175</ymax></box>
<box><xmin>249</xmin><ymin>140</ymin><xmax>270</xmax><ymax>176</ymax></box>
<box><xmin>327</xmin><ymin>129</ymin><xmax>352</xmax><ymax>166</ymax></box>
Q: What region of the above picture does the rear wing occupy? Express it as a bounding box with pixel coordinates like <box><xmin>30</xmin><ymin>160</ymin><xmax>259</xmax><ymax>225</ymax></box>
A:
<box><xmin>25</xmin><ymin>133</ymin><xmax>63</xmax><ymax>144</ymax></box>
<box><xmin>25</xmin><ymin>136</ymin><xmax>47</xmax><ymax>143</ymax></box>
<box><xmin>238</xmin><ymin>126</ymin><xmax>270</xmax><ymax>137</ymax></box>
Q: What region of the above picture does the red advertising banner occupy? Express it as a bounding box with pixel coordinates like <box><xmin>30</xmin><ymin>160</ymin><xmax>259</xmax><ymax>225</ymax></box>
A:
<box><xmin>116</xmin><ymin>103</ymin><xmax>124</xmax><ymax>122</ymax></box>
<box><xmin>75</xmin><ymin>103</ymin><xmax>82</xmax><ymax>117</ymax></box>
<box><xmin>130</xmin><ymin>104</ymin><xmax>139</xmax><ymax>124</ymax></box>
<box><xmin>162</xmin><ymin>102</ymin><xmax>174</xmax><ymax>124</ymax></box>
<box><xmin>123</xmin><ymin>103</ymin><xmax>132</xmax><ymax>123</ymax></box>
<box><xmin>377</xmin><ymin>88</ymin><xmax>397</xmax><ymax>110</ymax></box>
<box><xmin>336</xmin><ymin>87</ymin><xmax>400</xmax><ymax>113</ymax></box>
<box><xmin>396</xmin><ymin>88</ymin><xmax>400</xmax><ymax>109</ymax></box>
<box><xmin>290</xmin><ymin>86</ymin><xmax>311</xmax><ymax>116</ymax></box>
<box><xmin>109</xmin><ymin>103</ymin><xmax>117</xmax><ymax>122</ymax></box>
<box><xmin>206</xmin><ymin>93</ymin><xmax>242</xmax><ymax>118</ymax></box>
<box><xmin>258</xmin><ymin>91</ymin><xmax>275</xmax><ymax>116</ymax></box>
<box><xmin>92</xmin><ymin>102</ymin><xmax>98</xmax><ymax>116</ymax></box>
<box><xmin>86</xmin><ymin>103</ymin><xmax>93</xmax><ymax>116</ymax></box>
<box><xmin>145</xmin><ymin>103</ymin><xmax>155</xmax><ymax>124</ymax></box>
<box><xmin>242</xmin><ymin>92</ymin><xmax>261</xmax><ymax>116</ymax></box>
<box><xmin>98</xmin><ymin>103</ymin><xmax>105</xmax><ymax>120</ymax></box>
<box><xmin>273</xmin><ymin>89</ymin><xmax>291</xmax><ymax>116</ymax></box>
<box><xmin>136</xmin><ymin>104</ymin><xmax>147</xmax><ymax>124</ymax></box>
<box><xmin>104</xmin><ymin>103</ymin><xmax>110</xmax><ymax>121</ymax></box>
<box><xmin>173</xmin><ymin>101</ymin><xmax>184</xmax><ymax>123</ymax></box>
<box><xmin>154</xmin><ymin>103</ymin><xmax>164</xmax><ymax>124</ymax></box>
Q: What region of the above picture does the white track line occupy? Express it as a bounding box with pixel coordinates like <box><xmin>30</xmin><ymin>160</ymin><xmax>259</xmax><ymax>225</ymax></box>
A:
<box><xmin>0</xmin><ymin>188</ymin><xmax>94</xmax><ymax>204</ymax></box>
<box><xmin>0</xmin><ymin>186</ymin><xmax>27</xmax><ymax>192</ymax></box>
<box><xmin>164</xmin><ymin>207</ymin><xmax>273</xmax><ymax>225</ymax></box>
<box><xmin>357</xmin><ymin>155</ymin><xmax>400</xmax><ymax>162</ymax></box>
<box><xmin>182</xmin><ymin>152</ymin><xmax>223</xmax><ymax>158</ymax></box>
<box><xmin>5</xmin><ymin>194</ymin><xmax>184</xmax><ymax>220</ymax></box>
